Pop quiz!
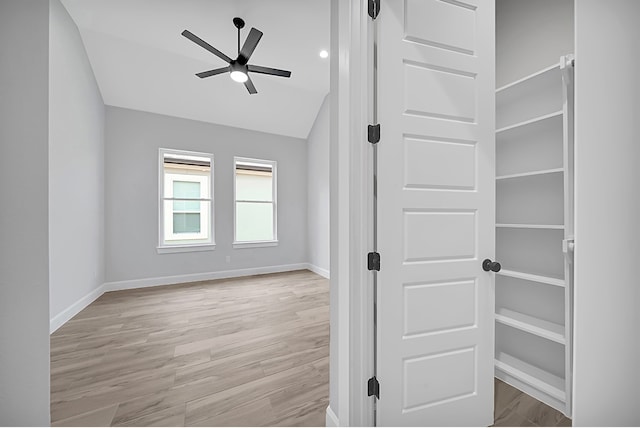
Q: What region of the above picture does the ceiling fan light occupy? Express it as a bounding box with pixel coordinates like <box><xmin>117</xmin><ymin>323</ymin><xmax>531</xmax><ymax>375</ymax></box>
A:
<box><xmin>230</xmin><ymin>70</ymin><xmax>248</xmax><ymax>83</ymax></box>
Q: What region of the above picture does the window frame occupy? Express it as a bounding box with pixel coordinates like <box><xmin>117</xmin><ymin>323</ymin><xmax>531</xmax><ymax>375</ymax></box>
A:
<box><xmin>233</xmin><ymin>156</ymin><xmax>278</xmax><ymax>248</ymax></box>
<box><xmin>158</xmin><ymin>148</ymin><xmax>215</xmax><ymax>253</ymax></box>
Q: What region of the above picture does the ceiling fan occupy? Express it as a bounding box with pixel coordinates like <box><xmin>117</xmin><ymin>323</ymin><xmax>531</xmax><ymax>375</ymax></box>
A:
<box><xmin>182</xmin><ymin>17</ymin><xmax>291</xmax><ymax>94</ymax></box>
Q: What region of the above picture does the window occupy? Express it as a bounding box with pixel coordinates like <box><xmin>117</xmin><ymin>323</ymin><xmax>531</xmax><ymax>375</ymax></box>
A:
<box><xmin>159</xmin><ymin>149</ymin><xmax>214</xmax><ymax>252</ymax></box>
<box><xmin>234</xmin><ymin>157</ymin><xmax>277</xmax><ymax>247</ymax></box>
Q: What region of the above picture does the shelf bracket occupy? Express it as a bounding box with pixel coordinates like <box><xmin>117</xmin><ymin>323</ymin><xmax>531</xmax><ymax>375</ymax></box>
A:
<box><xmin>562</xmin><ymin>237</ymin><xmax>575</xmax><ymax>264</ymax></box>
<box><xmin>560</xmin><ymin>54</ymin><xmax>574</xmax><ymax>86</ymax></box>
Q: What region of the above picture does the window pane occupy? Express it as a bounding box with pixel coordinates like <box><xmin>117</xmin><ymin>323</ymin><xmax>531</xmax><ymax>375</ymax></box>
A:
<box><xmin>173</xmin><ymin>213</ymin><xmax>201</xmax><ymax>233</ymax></box>
<box><xmin>236</xmin><ymin>172</ymin><xmax>272</xmax><ymax>201</ymax></box>
<box><xmin>174</xmin><ymin>181</ymin><xmax>200</xmax><ymax>199</ymax></box>
<box><xmin>163</xmin><ymin>200</ymin><xmax>210</xmax><ymax>241</ymax></box>
<box><xmin>236</xmin><ymin>202</ymin><xmax>274</xmax><ymax>241</ymax></box>
<box><xmin>173</xmin><ymin>200</ymin><xmax>200</xmax><ymax>212</ymax></box>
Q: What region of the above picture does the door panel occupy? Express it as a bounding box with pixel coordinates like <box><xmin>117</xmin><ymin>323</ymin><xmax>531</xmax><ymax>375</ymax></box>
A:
<box><xmin>404</xmin><ymin>137</ymin><xmax>476</xmax><ymax>190</ymax></box>
<box><xmin>404</xmin><ymin>63</ymin><xmax>477</xmax><ymax>121</ymax></box>
<box><xmin>376</xmin><ymin>0</ymin><xmax>495</xmax><ymax>425</ymax></box>
<box><xmin>404</xmin><ymin>0</ymin><xmax>476</xmax><ymax>54</ymax></box>
<box><xmin>404</xmin><ymin>279</ymin><xmax>477</xmax><ymax>336</ymax></box>
<box><xmin>404</xmin><ymin>211</ymin><xmax>476</xmax><ymax>261</ymax></box>
<box><xmin>403</xmin><ymin>347</ymin><xmax>476</xmax><ymax>409</ymax></box>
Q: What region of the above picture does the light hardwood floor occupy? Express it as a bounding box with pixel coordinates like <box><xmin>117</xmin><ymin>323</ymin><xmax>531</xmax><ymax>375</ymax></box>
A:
<box><xmin>493</xmin><ymin>379</ymin><xmax>572</xmax><ymax>427</ymax></box>
<box><xmin>51</xmin><ymin>269</ymin><xmax>571</xmax><ymax>427</ymax></box>
<box><xmin>50</xmin><ymin>270</ymin><xmax>329</xmax><ymax>426</ymax></box>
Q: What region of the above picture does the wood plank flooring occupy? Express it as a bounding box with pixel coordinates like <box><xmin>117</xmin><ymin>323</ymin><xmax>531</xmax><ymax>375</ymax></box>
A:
<box><xmin>493</xmin><ymin>379</ymin><xmax>572</xmax><ymax>427</ymax></box>
<box><xmin>51</xmin><ymin>268</ymin><xmax>571</xmax><ymax>427</ymax></box>
<box><xmin>50</xmin><ymin>270</ymin><xmax>329</xmax><ymax>427</ymax></box>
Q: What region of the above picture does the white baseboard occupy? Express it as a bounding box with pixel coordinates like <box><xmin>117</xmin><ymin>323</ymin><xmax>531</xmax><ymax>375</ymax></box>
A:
<box><xmin>307</xmin><ymin>263</ymin><xmax>330</xmax><ymax>279</ymax></box>
<box><xmin>325</xmin><ymin>405</ymin><xmax>340</xmax><ymax>427</ymax></box>
<box><xmin>103</xmin><ymin>263</ymin><xmax>309</xmax><ymax>292</ymax></box>
<box><xmin>51</xmin><ymin>263</ymin><xmax>314</xmax><ymax>333</ymax></box>
<box><xmin>49</xmin><ymin>284</ymin><xmax>105</xmax><ymax>334</ymax></box>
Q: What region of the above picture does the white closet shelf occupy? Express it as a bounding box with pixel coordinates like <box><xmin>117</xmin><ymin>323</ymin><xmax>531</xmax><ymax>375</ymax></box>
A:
<box><xmin>496</xmin><ymin>62</ymin><xmax>561</xmax><ymax>94</ymax></box>
<box><xmin>495</xmin><ymin>352</ymin><xmax>566</xmax><ymax>402</ymax></box>
<box><xmin>496</xmin><ymin>111</ymin><xmax>564</xmax><ymax>135</ymax></box>
<box><xmin>496</xmin><ymin>109</ymin><xmax>563</xmax><ymax>145</ymax></box>
<box><xmin>496</xmin><ymin>223</ymin><xmax>564</xmax><ymax>230</ymax></box>
<box><xmin>497</xmin><ymin>269</ymin><xmax>565</xmax><ymax>288</ymax></box>
<box><xmin>495</xmin><ymin>307</ymin><xmax>565</xmax><ymax>344</ymax></box>
<box><xmin>496</xmin><ymin>168</ymin><xmax>563</xmax><ymax>181</ymax></box>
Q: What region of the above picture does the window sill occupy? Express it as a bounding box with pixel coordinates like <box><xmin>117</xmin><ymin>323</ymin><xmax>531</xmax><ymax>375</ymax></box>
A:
<box><xmin>233</xmin><ymin>240</ymin><xmax>279</xmax><ymax>249</ymax></box>
<box><xmin>157</xmin><ymin>243</ymin><xmax>216</xmax><ymax>254</ymax></box>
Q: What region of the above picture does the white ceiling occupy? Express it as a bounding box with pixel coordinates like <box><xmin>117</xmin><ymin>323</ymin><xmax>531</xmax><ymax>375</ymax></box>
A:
<box><xmin>60</xmin><ymin>0</ymin><xmax>330</xmax><ymax>139</ymax></box>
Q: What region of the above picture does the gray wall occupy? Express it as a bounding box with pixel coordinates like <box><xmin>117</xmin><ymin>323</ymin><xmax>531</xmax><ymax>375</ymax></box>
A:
<box><xmin>496</xmin><ymin>0</ymin><xmax>574</xmax><ymax>87</ymax></box>
<box><xmin>307</xmin><ymin>94</ymin><xmax>330</xmax><ymax>275</ymax></box>
<box><xmin>49</xmin><ymin>0</ymin><xmax>105</xmax><ymax>324</ymax></box>
<box><xmin>0</xmin><ymin>0</ymin><xmax>51</xmax><ymax>425</ymax></box>
<box><xmin>105</xmin><ymin>107</ymin><xmax>307</xmax><ymax>283</ymax></box>
<box><xmin>573</xmin><ymin>0</ymin><xmax>640</xmax><ymax>425</ymax></box>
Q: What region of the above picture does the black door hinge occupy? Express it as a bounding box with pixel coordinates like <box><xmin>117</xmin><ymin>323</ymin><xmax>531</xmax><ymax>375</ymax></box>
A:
<box><xmin>368</xmin><ymin>376</ymin><xmax>380</xmax><ymax>398</ymax></box>
<box><xmin>368</xmin><ymin>124</ymin><xmax>380</xmax><ymax>144</ymax></box>
<box><xmin>368</xmin><ymin>0</ymin><xmax>380</xmax><ymax>19</ymax></box>
<box><xmin>368</xmin><ymin>252</ymin><xmax>380</xmax><ymax>271</ymax></box>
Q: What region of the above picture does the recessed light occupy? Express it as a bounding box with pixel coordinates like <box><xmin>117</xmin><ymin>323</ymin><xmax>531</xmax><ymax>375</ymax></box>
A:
<box><xmin>319</xmin><ymin>50</ymin><xmax>329</xmax><ymax>59</ymax></box>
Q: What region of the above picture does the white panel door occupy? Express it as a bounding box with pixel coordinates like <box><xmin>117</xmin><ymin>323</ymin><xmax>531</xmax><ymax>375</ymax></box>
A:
<box><xmin>376</xmin><ymin>0</ymin><xmax>495</xmax><ymax>425</ymax></box>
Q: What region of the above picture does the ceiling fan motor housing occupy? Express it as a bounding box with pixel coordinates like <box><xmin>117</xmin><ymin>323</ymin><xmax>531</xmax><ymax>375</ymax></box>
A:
<box><xmin>230</xmin><ymin>61</ymin><xmax>248</xmax><ymax>75</ymax></box>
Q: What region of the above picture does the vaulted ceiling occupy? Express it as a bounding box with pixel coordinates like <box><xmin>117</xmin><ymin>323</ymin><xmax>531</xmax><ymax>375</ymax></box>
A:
<box><xmin>61</xmin><ymin>0</ymin><xmax>330</xmax><ymax>139</ymax></box>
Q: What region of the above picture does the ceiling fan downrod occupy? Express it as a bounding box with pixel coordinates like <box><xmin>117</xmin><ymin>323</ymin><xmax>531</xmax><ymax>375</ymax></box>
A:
<box><xmin>233</xmin><ymin>17</ymin><xmax>245</xmax><ymax>57</ymax></box>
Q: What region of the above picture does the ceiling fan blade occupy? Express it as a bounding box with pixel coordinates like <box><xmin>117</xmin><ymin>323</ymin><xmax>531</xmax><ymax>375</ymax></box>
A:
<box><xmin>195</xmin><ymin>67</ymin><xmax>229</xmax><ymax>78</ymax></box>
<box><xmin>244</xmin><ymin>76</ymin><xmax>258</xmax><ymax>94</ymax></box>
<box><xmin>239</xmin><ymin>28</ymin><xmax>263</xmax><ymax>63</ymax></box>
<box><xmin>182</xmin><ymin>30</ymin><xmax>232</xmax><ymax>64</ymax></box>
<box><xmin>248</xmin><ymin>64</ymin><xmax>291</xmax><ymax>78</ymax></box>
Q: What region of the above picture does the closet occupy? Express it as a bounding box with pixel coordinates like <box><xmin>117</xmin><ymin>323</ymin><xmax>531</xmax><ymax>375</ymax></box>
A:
<box><xmin>368</xmin><ymin>0</ymin><xmax>640</xmax><ymax>425</ymax></box>
<box><xmin>494</xmin><ymin>0</ymin><xmax>575</xmax><ymax>417</ymax></box>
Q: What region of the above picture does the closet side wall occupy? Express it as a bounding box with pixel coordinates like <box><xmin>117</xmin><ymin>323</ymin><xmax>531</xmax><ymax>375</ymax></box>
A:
<box><xmin>0</xmin><ymin>1</ymin><xmax>51</xmax><ymax>425</ymax></box>
<box><xmin>573</xmin><ymin>0</ymin><xmax>640</xmax><ymax>425</ymax></box>
<box><xmin>496</xmin><ymin>0</ymin><xmax>573</xmax><ymax>87</ymax></box>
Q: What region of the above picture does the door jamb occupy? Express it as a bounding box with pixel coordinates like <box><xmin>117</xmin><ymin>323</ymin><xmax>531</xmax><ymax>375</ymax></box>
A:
<box><xmin>328</xmin><ymin>0</ymin><xmax>374</xmax><ymax>426</ymax></box>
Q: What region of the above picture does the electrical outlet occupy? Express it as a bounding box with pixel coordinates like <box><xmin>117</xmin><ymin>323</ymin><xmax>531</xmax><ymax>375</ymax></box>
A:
<box><xmin>226</xmin><ymin>255</ymin><xmax>231</xmax><ymax>263</ymax></box>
